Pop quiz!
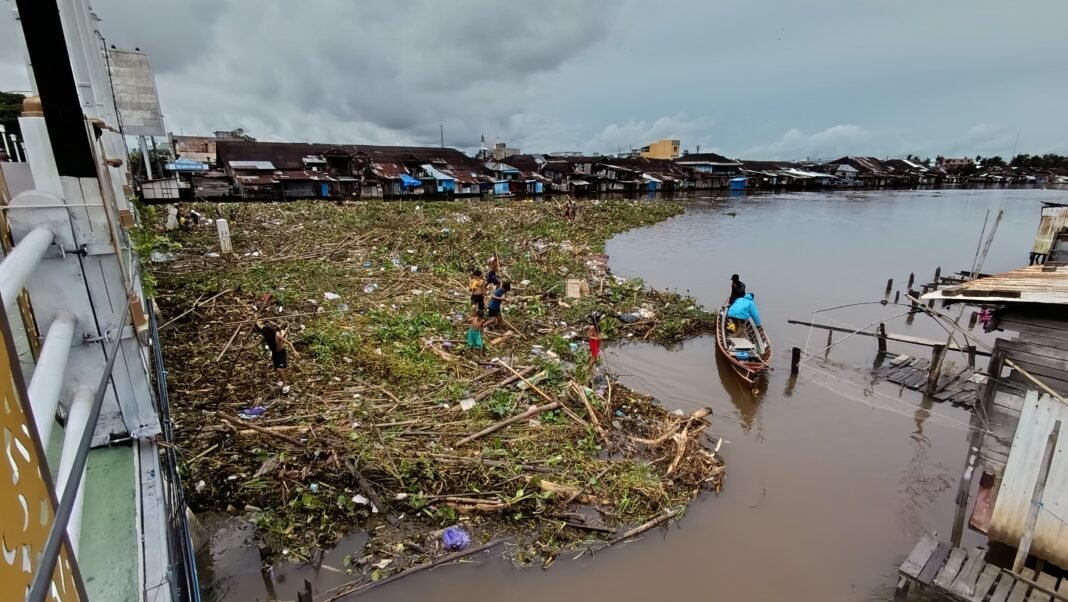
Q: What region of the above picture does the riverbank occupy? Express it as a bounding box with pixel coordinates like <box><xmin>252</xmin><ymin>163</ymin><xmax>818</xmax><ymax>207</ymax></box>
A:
<box><xmin>146</xmin><ymin>199</ymin><xmax>723</xmax><ymax>587</ymax></box>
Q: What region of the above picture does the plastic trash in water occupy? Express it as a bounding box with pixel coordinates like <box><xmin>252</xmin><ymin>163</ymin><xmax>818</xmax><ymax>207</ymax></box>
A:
<box><xmin>362</xmin><ymin>260</ymin><xmax>373</xmax><ymax>268</ymax></box>
<box><xmin>391</xmin><ymin>257</ymin><xmax>401</xmax><ymax>266</ymax></box>
<box><xmin>363</xmin><ymin>283</ymin><xmax>378</xmax><ymax>294</ymax></box>
<box><xmin>324</xmin><ymin>292</ymin><xmax>341</xmax><ymax>301</ymax></box>
<box><xmin>442</xmin><ymin>526</ymin><xmax>470</xmax><ymax>551</ymax></box>
<box><xmin>238</xmin><ymin>406</ymin><xmax>267</xmax><ymax>420</ymax></box>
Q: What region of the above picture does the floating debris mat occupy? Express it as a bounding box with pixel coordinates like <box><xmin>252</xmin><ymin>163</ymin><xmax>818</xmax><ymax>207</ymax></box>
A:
<box><xmin>874</xmin><ymin>354</ymin><xmax>984</xmax><ymax>407</ymax></box>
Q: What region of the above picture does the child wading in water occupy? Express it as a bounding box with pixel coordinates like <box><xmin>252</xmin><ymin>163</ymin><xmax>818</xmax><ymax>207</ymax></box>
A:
<box><xmin>586</xmin><ymin>312</ymin><xmax>602</xmax><ymax>375</ymax></box>
<box><xmin>466</xmin><ymin>309</ymin><xmax>485</xmax><ymax>351</ymax></box>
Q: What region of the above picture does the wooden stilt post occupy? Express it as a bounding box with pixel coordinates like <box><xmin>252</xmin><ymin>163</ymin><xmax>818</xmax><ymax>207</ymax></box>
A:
<box><xmin>825</xmin><ymin>328</ymin><xmax>833</xmax><ymax>352</ymax></box>
<box><xmin>907</xmin><ymin>272</ymin><xmax>915</xmax><ymax>288</ymax></box>
<box><xmin>1012</xmin><ymin>420</ymin><xmax>1061</xmax><ymax>574</ymax></box>
<box><xmin>934</xmin><ymin>266</ymin><xmax>942</xmax><ymax>282</ymax></box>
<box><xmin>791</xmin><ymin>347</ymin><xmax>801</xmax><ymax>374</ymax></box>
<box><xmin>967</xmin><ymin>345</ymin><xmax>977</xmax><ymax>370</ymax></box>
<box><xmin>885</xmin><ymin>278</ymin><xmax>894</xmax><ymax>294</ymax></box>
<box><xmin>951</xmin><ymin>445</ymin><xmax>979</xmax><ymax>546</ymax></box>
<box><xmin>952</xmin><ymin>349</ymin><xmax>1007</xmax><ymax>546</ymax></box>
<box><xmin>968</xmin><ymin>311</ymin><xmax>979</xmax><ymax>329</ymax></box>
<box><xmin>926</xmin><ymin>344</ymin><xmax>946</xmax><ymax>397</ymax></box>
<box><xmin>297</xmin><ymin>579</ymin><xmax>314</xmax><ymax>602</ymax></box>
<box><xmin>909</xmin><ymin>290</ymin><xmax>919</xmax><ymax>311</ymax></box>
<box><xmin>877</xmin><ymin>323</ymin><xmax>887</xmax><ymax>354</ymax></box>
<box><xmin>894</xmin><ymin>290</ymin><xmax>900</xmax><ymax>304</ymax></box>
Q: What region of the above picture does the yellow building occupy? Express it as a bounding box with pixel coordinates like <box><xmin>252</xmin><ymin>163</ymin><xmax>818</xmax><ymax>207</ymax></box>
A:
<box><xmin>640</xmin><ymin>139</ymin><xmax>680</xmax><ymax>160</ymax></box>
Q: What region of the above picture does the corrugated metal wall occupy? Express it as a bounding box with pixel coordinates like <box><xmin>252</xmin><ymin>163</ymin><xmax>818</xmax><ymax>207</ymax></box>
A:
<box><xmin>1031</xmin><ymin>205</ymin><xmax>1068</xmax><ymax>255</ymax></box>
<box><xmin>989</xmin><ymin>390</ymin><xmax>1068</xmax><ymax>567</ymax></box>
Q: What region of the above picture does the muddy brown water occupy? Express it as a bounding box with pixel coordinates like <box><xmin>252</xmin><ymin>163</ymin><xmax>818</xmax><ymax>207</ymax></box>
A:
<box><xmin>201</xmin><ymin>188</ymin><xmax>1066</xmax><ymax>601</ymax></box>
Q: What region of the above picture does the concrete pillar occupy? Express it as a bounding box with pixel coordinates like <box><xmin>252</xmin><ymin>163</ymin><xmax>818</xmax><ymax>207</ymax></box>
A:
<box><xmin>216</xmin><ymin>218</ymin><xmax>232</xmax><ymax>253</ymax></box>
<box><xmin>18</xmin><ymin>97</ymin><xmax>62</xmax><ymax>195</ymax></box>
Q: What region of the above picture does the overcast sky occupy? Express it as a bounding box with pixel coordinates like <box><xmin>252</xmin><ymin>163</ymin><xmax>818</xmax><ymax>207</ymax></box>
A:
<box><xmin>2</xmin><ymin>0</ymin><xmax>1066</xmax><ymax>159</ymax></box>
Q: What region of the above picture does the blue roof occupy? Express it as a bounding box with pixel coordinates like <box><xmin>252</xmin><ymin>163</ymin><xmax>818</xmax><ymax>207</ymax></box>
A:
<box><xmin>400</xmin><ymin>174</ymin><xmax>422</xmax><ymax>187</ymax></box>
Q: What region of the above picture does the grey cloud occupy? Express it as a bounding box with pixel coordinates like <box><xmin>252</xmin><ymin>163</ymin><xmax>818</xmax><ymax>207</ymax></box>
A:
<box><xmin>1</xmin><ymin>0</ymin><xmax>1066</xmax><ymax>158</ymax></box>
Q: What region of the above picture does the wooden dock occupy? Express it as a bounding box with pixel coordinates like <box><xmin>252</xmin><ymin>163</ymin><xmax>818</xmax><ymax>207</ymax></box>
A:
<box><xmin>874</xmin><ymin>354</ymin><xmax>985</xmax><ymax>406</ymax></box>
<box><xmin>898</xmin><ymin>534</ymin><xmax>1068</xmax><ymax>601</ymax></box>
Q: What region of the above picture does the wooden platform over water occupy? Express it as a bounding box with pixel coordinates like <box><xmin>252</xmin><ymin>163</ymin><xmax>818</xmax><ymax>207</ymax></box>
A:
<box><xmin>874</xmin><ymin>354</ymin><xmax>985</xmax><ymax>406</ymax></box>
<box><xmin>898</xmin><ymin>534</ymin><xmax>1068</xmax><ymax>601</ymax></box>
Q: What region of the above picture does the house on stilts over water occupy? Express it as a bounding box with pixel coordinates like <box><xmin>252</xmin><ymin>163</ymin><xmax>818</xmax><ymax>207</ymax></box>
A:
<box><xmin>894</xmin><ymin>206</ymin><xmax>1068</xmax><ymax>600</ymax></box>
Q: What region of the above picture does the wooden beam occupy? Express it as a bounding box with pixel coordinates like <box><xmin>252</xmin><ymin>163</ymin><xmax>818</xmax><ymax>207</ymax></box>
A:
<box><xmin>787</xmin><ymin>319</ymin><xmax>992</xmax><ymax>356</ymax></box>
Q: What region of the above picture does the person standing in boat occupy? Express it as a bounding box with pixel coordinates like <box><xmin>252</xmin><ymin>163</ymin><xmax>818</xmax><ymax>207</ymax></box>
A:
<box><xmin>729</xmin><ymin>274</ymin><xmax>746</xmax><ymax>304</ymax></box>
<box><xmin>727</xmin><ymin>292</ymin><xmax>762</xmax><ymax>331</ymax></box>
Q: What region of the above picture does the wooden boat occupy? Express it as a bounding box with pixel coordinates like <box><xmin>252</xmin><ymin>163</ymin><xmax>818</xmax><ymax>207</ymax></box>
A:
<box><xmin>715</xmin><ymin>299</ymin><xmax>772</xmax><ymax>385</ymax></box>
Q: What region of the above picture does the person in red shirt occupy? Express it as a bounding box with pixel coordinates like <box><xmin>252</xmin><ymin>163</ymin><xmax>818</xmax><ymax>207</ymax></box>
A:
<box><xmin>586</xmin><ymin>312</ymin><xmax>602</xmax><ymax>374</ymax></box>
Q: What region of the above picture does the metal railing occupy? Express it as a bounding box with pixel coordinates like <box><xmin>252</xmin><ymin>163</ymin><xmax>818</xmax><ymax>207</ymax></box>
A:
<box><xmin>147</xmin><ymin>299</ymin><xmax>202</xmax><ymax>602</ymax></box>
<box><xmin>27</xmin><ymin>302</ymin><xmax>129</xmax><ymax>602</ymax></box>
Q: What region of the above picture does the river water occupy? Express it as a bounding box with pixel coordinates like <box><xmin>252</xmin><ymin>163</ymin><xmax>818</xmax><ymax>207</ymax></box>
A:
<box><xmin>202</xmin><ymin>188</ymin><xmax>1066</xmax><ymax>601</ymax></box>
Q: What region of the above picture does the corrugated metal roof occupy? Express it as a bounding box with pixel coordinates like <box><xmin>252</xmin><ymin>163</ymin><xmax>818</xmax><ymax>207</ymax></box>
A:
<box><xmin>988</xmin><ymin>390</ymin><xmax>1068</xmax><ymax>567</ymax></box>
<box><xmin>228</xmin><ymin>160</ymin><xmax>275</xmax><ymax>170</ymax></box>
<box><xmin>922</xmin><ymin>265</ymin><xmax>1068</xmax><ymax>305</ymax></box>
<box><xmin>420</xmin><ymin>164</ymin><xmax>454</xmax><ymax>181</ymax></box>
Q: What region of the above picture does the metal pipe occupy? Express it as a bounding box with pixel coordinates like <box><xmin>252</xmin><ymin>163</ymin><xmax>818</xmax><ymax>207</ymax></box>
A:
<box><xmin>54</xmin><ymin>386</ymin><xmax>94</xmax><ymax>556</ymax></box>
<box><xmin>28</xmin><ymin>310</ymin><xmax>77</xmax><ymax>445</ymax></box>
<box><xmin>0</xmin><ymin>225</ymin><xmax>54</xmax><ymax>310</ymax></box>
<box><xmin>27</xmin><ymin>302</ymin><xmax>129</xmax><ymax>602</ymax></box>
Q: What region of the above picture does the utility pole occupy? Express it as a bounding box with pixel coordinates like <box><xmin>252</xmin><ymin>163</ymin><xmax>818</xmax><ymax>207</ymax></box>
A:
<box><xmin>440</xmin><ymin>124</ymin><xmax>444</xmax><ymax>149</ymax></box>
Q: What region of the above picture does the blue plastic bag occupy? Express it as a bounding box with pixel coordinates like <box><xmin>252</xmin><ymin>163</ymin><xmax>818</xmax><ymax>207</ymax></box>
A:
<box><xmin>442</xmin><ymin>526</ymin><xmax>470</xmax><ymax>551</ymax></box>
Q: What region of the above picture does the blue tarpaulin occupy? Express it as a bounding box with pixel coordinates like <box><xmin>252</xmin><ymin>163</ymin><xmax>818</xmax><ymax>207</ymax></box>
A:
<box><xmin>400</xmin><ymin>174</ymin><xmax>422</xmax><ymax>188</ymax></box>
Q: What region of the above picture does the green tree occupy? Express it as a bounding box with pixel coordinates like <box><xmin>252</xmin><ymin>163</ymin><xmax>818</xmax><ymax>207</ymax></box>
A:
<box><xmin>984</xmin><ymin>155</ymin><xmax>1006</xmax><ymax>168</ymax></box>
<box><xmin>127</xmin><ymin>147</ymin><xmax>173</xmax><ymax>179</ymax></box>
<box><xmin>0</xmin><ymin>91</ymin><xmax>26</xmax><ymax>140</ymax></box>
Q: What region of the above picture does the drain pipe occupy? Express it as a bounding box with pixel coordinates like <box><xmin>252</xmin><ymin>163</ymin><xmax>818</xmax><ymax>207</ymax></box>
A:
<box><xmin>27</xmin><ymin>310</ymin><xmax>77</xmax><ymax>445</ymax></box>
<box><xmin>0</xmin><ymin>225</ymin><xmax>55</xmax><ymax>311</ymax></box>
<box><xmin>55</xmin><ymin>386</ymin><xmax>94</xmax><ymax>556</ymax></box>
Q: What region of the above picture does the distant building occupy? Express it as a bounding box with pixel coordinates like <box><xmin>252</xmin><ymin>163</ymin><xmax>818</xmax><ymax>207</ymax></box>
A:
<box><xmin>215</xmin><ymin>140</ymin><xmax>493</xmax><ymax>199</ymax></box>
<box><xmin>936</xmin><ymin>156</ymin><xmax>975</xmax><ymax>171</ymax></box>
<box><xmin>169</xmin><ymin>130</ymin><xmax>254</xmax><ymax>167</ymax></box>
<box><xmin>675</xmin><ymin>152</ymin><xmax>741</xmax><ymax>189</ymax></box>
<box><xmin>492</xmin><ymin>141</ymin><xmax>519</xmax><ymax>161</ymax></box>
<box><xmin>640</xmin><ymin>139</ymin><xmax>680</xmax><ymax>160</ymax></box>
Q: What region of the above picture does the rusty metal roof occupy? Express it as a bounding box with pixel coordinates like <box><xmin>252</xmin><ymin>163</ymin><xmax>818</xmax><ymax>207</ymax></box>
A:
<box><xmin>922</xmin><ymin>265</ymin><xmax>1068</xmax><ymax>305</ymax></box>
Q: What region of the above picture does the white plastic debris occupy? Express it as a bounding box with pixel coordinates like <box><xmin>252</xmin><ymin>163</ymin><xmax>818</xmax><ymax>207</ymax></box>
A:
<box><xmin>324</xmin><ymin>292</ymin><xmax>342</xmax><ymax>301</ymax></box>
<box><xmin>195</xmin><ymin>480</ymin><xmax>207</xmax><ymax>492</ymax></box>
<box><xmin>205</xmin><ymin>252</ymin><xmax>220</xmax><ymax>258</ymax></box>
<box><xmin>373</xmin><ymin>559</ymin><xmax>392</xmax><ymax>569</ymax></box>
<box><xmin>459</xmin><ymin>398</ymin><xmax>477</xmax><ymax>411</ymax></box>
<box><xmin>671</xmin><ymin>408</ymin><xmax>685</xmax><ymax>416</ymax></box>
<box><xmin>353</xmin><ymin>494</ymin><xmax>370</xmax><ymax>506</ymax></box>
<box><xmin>520</xmin><ymin>279</ymin><xmax>531</xmax><ymax>286</ymax></box>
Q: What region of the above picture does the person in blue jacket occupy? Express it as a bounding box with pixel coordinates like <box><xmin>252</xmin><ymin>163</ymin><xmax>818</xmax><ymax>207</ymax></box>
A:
<box><xmin>727</xmin><ymin>292</ymin><xmax>762</xmax><ymax>329</ymax></box>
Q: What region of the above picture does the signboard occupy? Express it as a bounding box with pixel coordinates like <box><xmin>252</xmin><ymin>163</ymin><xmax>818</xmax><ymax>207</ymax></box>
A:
<box><xmin>106</xmin><ymin>49</ymin><xmax>165</xmax><ymax>136</ymax></box>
